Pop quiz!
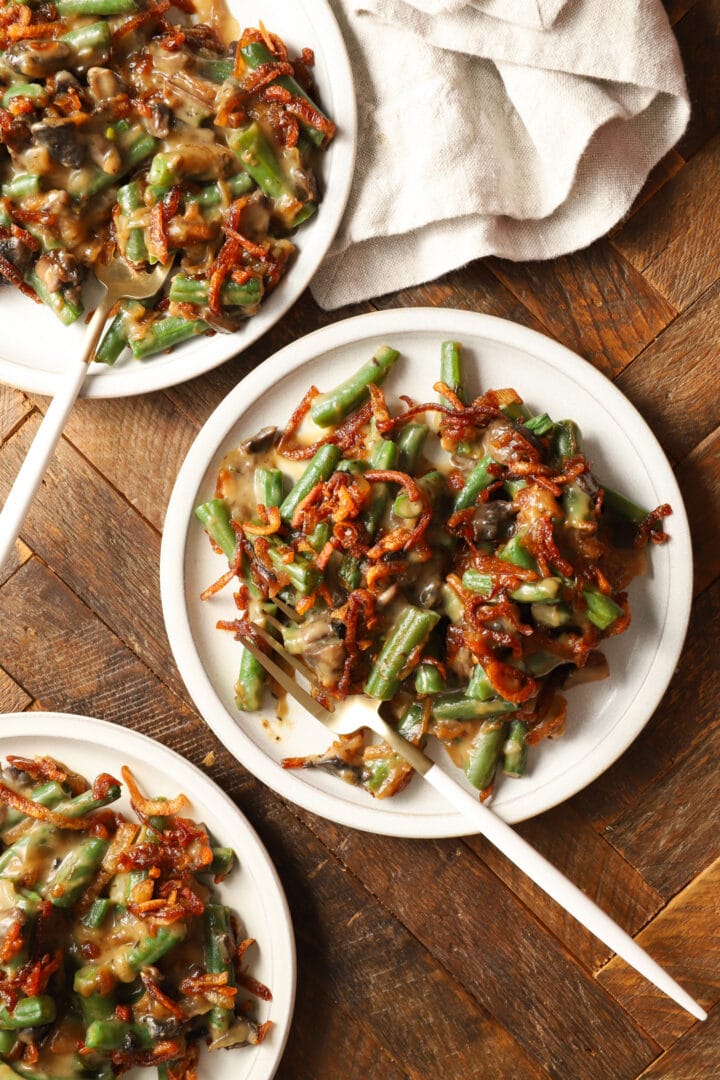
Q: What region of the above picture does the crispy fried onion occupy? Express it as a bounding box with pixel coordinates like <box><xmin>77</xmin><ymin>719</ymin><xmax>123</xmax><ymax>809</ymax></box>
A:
<box><xmin>179</xmin><ymin>970</ymin><xmax>237</xmax><ymax>1008</ymax></box>
<box><xmin>121</xmin><ymin>766</ymin><xmax>188</xmax><ymax>820</ymax></box>
<box><xmin>0</xmin><ymin>783</ymin><xmax>101</xmax><ymax>831</ymax></box>
<box><xmin>364</xmin><ymin>470</ymin><xmax>432</xmax><ymax>556</ymax></box>
<box><xmin>5</xmin><ymin>755</ymin><xmax>88</xmax><ymax>794</ymax></box>
<box><xmin>635</xmin><ymin>503</ymin><xmax>672</xmax><ymax>547</ymax></box>
<box><xmin>140</xmin><ymin>971</ymin><xmax>185</xmax><ymax>1020</ymax></box>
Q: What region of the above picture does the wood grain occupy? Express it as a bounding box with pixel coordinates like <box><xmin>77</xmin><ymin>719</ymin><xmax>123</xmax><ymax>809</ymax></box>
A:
<box><xmin>611</xmin><ymin>135</ymin><xmax>720</xmax><ymax>312</ymax></box>
<box><xmin>0</xmin><ymin>667</ymin><xmax>31</xmax><ymax>713</ymax></box>
<box><xmin>0</xmin><ymin>387</ymin><xmax>32</xmax><ymax>444</ymax></box>
<box><xmin>468</xmin><ymin>804</ymin><xmax>664</xmax><ymax>971</ymax></box>
<box><xmin>675</xmin><ymin>0</ymin><xmax>720</xmax><ymax>160</ymax></box>
<box><xmin>598</xmin><ymin>857</ymin><xmax>720</xmax><ymax>1047</ymax></box>
<box><xmin>486</xmin><ymin>242</ymin><xmax>676</xmax><ymax>378</ymax></box>
<box><xmin>615</xmin><ymin>279</ymin><xmax>720</xmax><ymax>462</ymax></box>
<box><xmin>0</xmin><ymin>538</ymin><xmax>31</xmax><ymax>589</ymax></box>
<box><xmin>676</xmin><ymin>425</ymin><xmax>720</xmax><ymax>596</ymax></box>
<box><xmin>638</xmin><ymin>1006</ymin><xmax>720</xmax><ymax>1078</ymax></box>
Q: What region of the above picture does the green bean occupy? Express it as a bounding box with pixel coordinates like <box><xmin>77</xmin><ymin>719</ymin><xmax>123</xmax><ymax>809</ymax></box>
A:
<box><xmin>504</xmin><ymin>478</ymin><xmax>527</xmax><ymax>498</ymax></box>
<box><xmin>440</xmin><ymin>582</ymin><xmax>464</xmax><ymax>623</ymax></box>
<box><xmin>552</xmin><ymin>419</ymin><xmax>582</xmax><ymax>463</ymax></box>
<box><xmin>307</xmin><ymin>521</ymin><xmax>331</xmax><ymax>553</ymax></box>
<box><xmin>195</xmin><ymin>57</ymin><xmax>234</xmax><ymax>83</ymax></box>
<box><xmin>523</xmin><ymin>412</ymin><xmax>555</xmax><ymax>436</ymax></box>
<box><xmin>26</xmin><ymin>271</ymin><xmax>83</xmax><ymax>326</ymax></box>
<box><xmin>310</xmin><ymin>346</ymin><xmax>400</xmax><ymax>428</ymax></box>
<box><xmin>254</xmin><ymin>467</ymin><xmax>284</xmax><ymax>509</ymax></box>
<box><xmin>0</xmin><ymin>781</ymin><xmax>67</xmax><ymax>837</ymax></box>
<box><xmin>439</xmin><ymin>340</ymin><xmax>465</xmax><ymax>406</ymax></box>
<box><xmin>431</xmin><ymin>695</ymin><xmax>517</xmax><ymax>722</ymax></box>
<box><xmin>82</xmin><ymin>131</ymin><xmax>157</xmax><ymax>198</ymax></box>
<box><xmin>168</xmin><ymin>274</ymin><xmax>262</xmax><ymax>309</ymax></box>
<box><xmin>583</xmin><ymin>589</ymin><xmax>624</xmax><ymax>630</ymax></box>
<box><xmin>0</xmin><ymin>1030</ymin><xmax>15</xmax><ymax>1054</ymax></box>
<box><xmin>502</xmin><ymin>401</ymin><xmax>530</xmax><ymax>421</ymax></box>
<box><xmin>2</xmin><ymin>174</ymin><xmax>40</xmax><ymax>200</ymax></box>
<box><xmin>79</xmin><ymin>990</ymin><xmax>116</xmax><ymax>1025</ymax></box>
<box><xmin>61</xmin><ymin>19</ymin><xmax>111</xmax><ymax>58</ymax></box>
<box><xmin>75</xmin><ymin>923</ymin><xmax>187</xmax><ymax>995</ymax></box>
<box><xmin>453</xmin><ymin>455</ymin><xmax>495</xmax><ymax>511</ymax></box>
<box><xmin>0</xmin><ymin>996</ymin><xmax>55</xmax><ymax>1029</ymax></box>
<box><xmin>94</xmin><ymin>310</ymin><xmax>130</xmax><ymax>366</ymax></box>
<box><xmin>194</xmin><ymin>499</ymin><xmax>236</xmax><ymax>561</ymax></box>
<box><xmin>239</xmin><ymin>41</ymin><xmax>331</xmax><ymax>147</ymax></box>
<box><xmin>505</xmin><ymin>725</ymin><xmax>526</xmax><ymax>777</ymax></box>
<box><xmin>230</xmin><ymin>123</ymin><xmax>313</xmax><ymax>223</ymax></box>
<box><xmin>81</xmin><ymin>897</ymin><xmax>112</xmax><ymax>929</ymax></box>
<box><xmin>339</xmin><ymin>555</ymin><xmax>362</xmax><ymax>591</ymax></box>
<box><xmin>461</xmin><ymin>569</ymin><xmax>562</xmax><ymax>603</ymax></box>
<box><xmin>563</xmin><ymin>483</ymin><xmax>594</xmax><ymax>529</ymax></box>
<box><xmin>267</xmin><ymin>543</ymin><xmax>320</xmax><ymax>595</ymax></box>
<box><xmin>361</xmin><ymin>438</ymin><xmax>398</xmax><ymax>537</ymax></box>
<box><xmin>57</xmin><ymin>0</ymin><xmax>136</xmax><ymax>14</ymax></box>
<box><xmin>498</xmin><ymin>532</ymin><xmax>537</xmax><ymax>571</ymax></box>
<box><xmin>396</xmin><ymin>422</ymin><xmax>428</xmax><ymax>474</ymax></box>
<box><xmin>466</xmin><ymin>664</ymin><xmax>493</xmax><ymax>701</ymax></box>
<box><xmin>393</xmin><ymin>470</ymin><xmax>445</xmax><ymax>519</ymax></box>
<box><xmin>41</xmin><ymin>836</ymin><xmax>108</xmax><ymax>908</ymax></box>
<box><xmin>208</xmin><ymin>847</ymin><xmax>235</xmax><ymax>879</ymax></box>
<box><xmin>235</xmin><ymin>645</ymin><xmax>265</xmax><ymax>712</ymax></box>
<box><xmin>364</xmin><ymin>607</ymin><xmax>440</xmax><ymax>700</ymax></box>
<box><xmin>203</xmin><ymin>904</ymin><xmax>236</xmax><ymax>1044</ymax></box>
<box><xmin>601</xmin><ymin>484</ymin><xmax>648</xmax><ymax>524</ymax></box>
<box><xmin>84</xmin><ymin>1019</ymin><xmax>152</xmax><ymax>1051</ymax></box>
<box><xmin>116</xmin><ymin>181</ymin><xmax>147</xmax><ymax>264</ymax></box>
<box><xmin>279</xmin><ymin>444</ymin><xmax>342</xmax><ymax>523</ymax></box>
<box><xmin>129</xmin><ymin>314</ymin><xmax>208</xmax><ymax>359</ymax></box>
<box><xmin>1</xmin><ymin>83</ymin><xmax>46</xmax><ymax>109</ymax></box>
<box><xmin>464</xmin><ymin>722</ymin><xmax>507</xmax><ymax>790</ymax></box>
<box><xmin>185</xmin><ymin>171</ymin><xmax>254</xmax><ymax>207</ymax></box>
<box><xmin>414</xmin><ymin>663</ymin><xmax>445</xmax><ymax>695</ymax></box>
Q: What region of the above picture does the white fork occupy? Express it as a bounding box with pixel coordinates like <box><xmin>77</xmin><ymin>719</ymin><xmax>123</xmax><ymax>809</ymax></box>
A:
<box><xmin>239</xmin><ymin>622</ymin><xmax>706</xmax><ymax>1022</ymax></box>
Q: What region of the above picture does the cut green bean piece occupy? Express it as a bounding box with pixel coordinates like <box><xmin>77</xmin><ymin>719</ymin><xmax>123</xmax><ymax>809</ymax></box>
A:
<box><xmin>235</xmin><ymin>645</ymin><xmax>265</xmax><ymax>712</ymax></box>
<box><xmin>185</xmin><ymin>171</ymin><xmax>254</xmax><ymax>207</ymax></box>
<box><xmin>267</xmin><ymin>543</ymin><xmax>320</xmax><ymax>595</ymax></box>
<box><xmin>453</xmin><ymin>455</ymin><xmax>495</xmax><ymax>511</ymax></box>
<box><xmin>57</xmin><ymin>0</ymin><xmax>136</xmax><ymax>13</ymax></box>
<box><xmin>230</xmin><ymin>123</ymin><xmax>312</xmax><ymax>225</ymax></box>
<box><xmin>1</xmin><ymin>83</ymin><xmax>46</xmax><ymax>109</ymax></box>
<box><xmin>339</xmin><ymin>555</ymin><xmax>362</xmax><ymax>591</ymax></box>
<box><xmin>601</xmin><ymin>484</ymin><xmax>649</xmax><ymax>524</ymax></box>
<box><xmin>117</xmin><ymin>180</ymin><xmax>147</xmax><ymax>264</ymax></box>
<box><xmin>583</xmin><ymin>589</ymin><xmax>624</xmax><ymax>630</ymax></box>
<box><xmin>0</xmin><ymin>996</ymin><xmax>55</xmax><ymax>1029</ymax></box>
<box><xmin>41</xmin><ymin>836</ymin><xmax>108</xmax><ymax>908</ymax></box>
<box><xmin>364</xmin><ymin>607</ymin><xmax>440</xmax><ymax>700</ymax></box>
<box><xmin>195</xmin><ymin>56</ymin><xmax>234</xmax><ymax>83</ymax></box>
<box><xmin>466</xmin><ymin>664</ymin><xmax>493</xmax><ymax>701</ymax></box>
<box><xmin>439</xmin><ymin>340</ymin><xmax>465</xmax><ymax>406</ymax></box>
<box><xmin>362</xmin><ymin>438</ymin><xmax>399</xmax><ymax>537</ymax></box>
<box><xmin>396</xmin><ymin>422</ymin><xmax>428</xmax><ymax>474</ymax></box>
<box><xmin>195</xmin><ymin>499</ymin><xmax>236</xmax><ymax>561</ymax></box>
<box><xmin>414</xmin><ymin>663</ymin><xmax>445</xmax><ymax>695</ymax></box>
<box><xmin>129</xmin><ymin>315</ymin><xmax>208</xmax><ymax>359</ymax></box>
<box><xmin>279</xmin><ymin>444</ymin><xmax>342</xmax><ymax>523</ymax></box>
<box><xmin>27</xmin><ymin>271</ymin><xmax>82</xmax><ymax>326</ymax></box>
<box><xmin>0</xmin><ymin>780</ymin><xmax>67</xmax><ymax>837</ymax></box>
<box><xmin>531</xmin><ymin>602</ymin><xmax>572</xmax><ymax>628</ymax></box>
<box><xmin>254</xmin><ymin>467</ymin><xmax>284</xmax><ymax>509</ymax></box>
<box><xmin>464</xmin><ymin>722</ymin><xmax>507</xmax><ymax>790</ymax></box>
<box><xmin>393</xmin><ymin>470</ymin><xmax>445</xmax><ymax>519</ymax></box>
<box><xmin>498</xmin><ymin>532</ymin><xmax>537</xmax><ymax>571</ymax></box>
<box><xmin>81</xmin><ymin>897</ymin><xmax>112</xmax><ymax>929</ymax></box>
<box><xmin>84</xmin><ymin>1019</ymin><xmax>152</xmax><ymax>1051</ymax></box>
<box><xmin>523</xmin><ymin>412</ymin><xmax>555</xmax><ymax>436</ymax></box>
<box><xmin>553</xmin><ymin>419</ymin><xmax>582</xmax><ymax>463</ymax></box>
<box><xmin>209</xmin><ymin>847</ymin><xmax>235</xmax><ymax>879</ymax></box>
<box><xmin>310</xmin><ymin>346</ymin><xmax>400</xmax><ymax>428</ymax></box>
<box><xmin>94</xmin><ymin>309</ymin><xmax>130</xmax><ymax>365</ymax></box>
<box><xmin>503</xmin><ymin>719</ymin><xmax>528</xmax><ymax>777</ymax></box>
<box><xmin>461</xmin><ymin>569</ymin><xmax>562</xmax><ymax>603</ymax></box>
<box><xmin>240</xmin><ymin>41</ymin><xmax>331</xmax><ymax>146</ymax></box>
<box><xmin>203</xmin><ymin>904</ymin><xmax>236</xmax><ymax>1043</ymax></box>
<box><xmin>431</xmin><ymin>695</ymin><xmax>517</xmax><ymax>722</ymax></box>
<box><xmin>2</xmin><ymin>174</ymin><xmax>40</xmax><ymax>200</ymax></box>
<box><xmin>169</xmin><ymin>274</ymin><xmax>261</xmax><ymax>309</ymax></box>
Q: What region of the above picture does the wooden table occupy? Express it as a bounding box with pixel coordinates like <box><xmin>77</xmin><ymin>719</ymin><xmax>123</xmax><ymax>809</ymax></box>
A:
<box><xmin>1</xmin><ymin>2</ymin><xmax>718</xmax><ymax>1075</ymax></box>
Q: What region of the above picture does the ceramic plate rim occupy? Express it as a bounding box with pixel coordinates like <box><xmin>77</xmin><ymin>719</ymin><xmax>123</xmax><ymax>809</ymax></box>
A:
<box><xmin>160</xmin><ymin>308</ymin><xmax>693</xmax><ymax>837</ymax></box>
<box><xmin>0</xmin><ymin>0</ymin><xmax>357</xmax><ymax>400</ymax></box>
<box><xmin>0</xmin><ymin>711</ymin><xmax>296</xmax><ymax>1080</ymax></box>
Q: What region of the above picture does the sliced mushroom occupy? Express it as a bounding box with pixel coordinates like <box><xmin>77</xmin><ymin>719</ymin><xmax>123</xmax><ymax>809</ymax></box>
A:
<box><xmin>239</xmin><ymin>426</ymin><xmax>278</xmax><ymax>455</ymax></box>
<box><xmin>31</xmin><ymin>118</ymin><xmax>85</xmax><ymax>168</ymax></box>
<box><xmin>86</xmin><ymin>66</ymin><xmax>126</xmax><ymax>104</ymax></box>
<box><xmin>482</xmin><ymin>417</ymin><xmax>539</xmax><ymax>465</ymax></box>
<box><xmin>34</xmin><ymin>250</ymin><xmax>83</xmax><ymax>302</ymax></box>
<box><xmin>471</xmin><ymin>499</ymin><xmax>517</xmax><ymax>542</ymax></box>
<box><xmin>283</xmin><ymin>616</ymin><xmax>346</xmax><ymax>689</ymax></box>
<box><xmin>0</xmin><ymin>235</ymin><xmax>34</xmax><ymax>280</ymax></box>
<box><xmin>4</xmin><ymin>40</ymin><xmax>72</xmax><ymax>79</ymax></box>
<box><xmin>87</xmin><ymin>133</ymin><xmax>122</xmax><ymax>175</ymax></box>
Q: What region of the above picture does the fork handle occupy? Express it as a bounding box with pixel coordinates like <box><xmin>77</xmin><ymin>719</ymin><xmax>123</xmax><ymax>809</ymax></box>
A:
<box><xmin>0</xmin><ymin>297</ymin><xmax>112</xmax><ymax>571</ymax></box>
<box><xmin>424</xmin><ymin>763</ymin><xmax>706</xmax><ymax>1021</ymax></box>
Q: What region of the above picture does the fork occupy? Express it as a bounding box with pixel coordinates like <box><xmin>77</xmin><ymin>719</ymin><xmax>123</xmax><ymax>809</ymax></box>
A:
<box><xmin>0</xmin><ymin>258</ymin><xmax>173</xmax><ymax>572</ymax></box>
<box><xmin>239</xmin><ymin>617</ymin><xmax>706</xmax><ymax>1021</ymax></box>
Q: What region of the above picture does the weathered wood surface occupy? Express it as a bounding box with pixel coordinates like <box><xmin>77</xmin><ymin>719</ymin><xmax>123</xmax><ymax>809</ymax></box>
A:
<box><xmin>0</xmin><ymin>2</ymin><xmax>718</xmax><ymax>1075</ymax></box>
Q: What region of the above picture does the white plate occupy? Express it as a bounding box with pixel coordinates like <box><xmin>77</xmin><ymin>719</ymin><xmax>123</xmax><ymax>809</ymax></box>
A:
<box><xmin>0</xmin><ymin>712</ymin><xmax>296</xmax><ymax>1080</ymax></box>
<box><xmin>0</xmin><ymin>0</ymin><xmax>356</xmax><ymax>399</ymax></box>
<box><xmin>160</xmin><ymin>308</ymin><xmax>693</xmax><ymax>836</ymax></box>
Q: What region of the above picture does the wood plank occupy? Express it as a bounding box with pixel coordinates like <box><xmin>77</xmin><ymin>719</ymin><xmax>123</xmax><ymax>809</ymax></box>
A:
<box><xmin>615</xmin><ymin>279</ymin><xmax>720</xmax><ymax>462</ymax></box>
<box><xmin>300</xmin><ymin>817</ymin><xmax>659</xmax><ymax>1079</ymax></box>
<box><xmin>0</xmin><ymin>416</ymin><xmax>187</xmax><ymax>701</ymax></box>
<box><xmin>676</xmin><ymin>425</ymin><xmax>720</xmax><ymax>596</ymax></box>
<box><xmin>610</xmin><ymin>136</ymin><xmax>720</xmax><ymax>312</ymax></box>
<box><xmin>0</xmin><ymin>666</ymin><xmax>31</xmax><ymax>713</ymax></box>
<box><xmin>371</xmin><ymin>260</ymin><xmax>548</xmax><ymax>337</ymax></box>
<box><xmin>485</xmin><ymin>241</ymin><xmax>676</xmax><ymax>379</ymax></box>
<box><xmin>638</xmin><ymin>1003</ymin><xmax>720</xmax><ymax>1077</ymax></box>
<box><xmin>43</xmin><ymin>392</ymin><xmax>199</xmax><ymax>532</ymax></box>
<box><xmin>164</xmin><ymin>291</ymin><xmax>373</xmax><ymax>430</ymax></box>
<box><xmin>0</xmin><ymin>386</ymin><xmax>32</xmax><ymax>444</ymax></box>
<box><xmin>675</xmin><ymin>0</ymin><xmax>720</xmax><ymax>160</ymax></box>
<box><xmin>602</xmin><ymin>717</ymin><xmax>720</xmax><ymax>898</ymax></box>
<box><xmin>574</xmin><ymin>576</ymin><xmax>720</xmax><ymax>829</ymax></box>
<box><xmin>598</xmin><ymin>857</ymin><xmax>720</xmax><ymax>1047</ymax></box>
<box><xmin>664</xmin><ymin>0</ymin><xmax>701</xmax><ymax>23</ymax></box>
<box><xmin>608</xmin><ymin>150</ymin><xmax>685</xmax><ymax>231</ymax></box>
<box><xmin>0</xmin><ymin>538</ymin><xmax>32</xmax><ymax>588</ymax></box>
<box><xmin>468</xmin><ymin>804</ymin><xmax>663</xmax><ymax>970</ymax></box>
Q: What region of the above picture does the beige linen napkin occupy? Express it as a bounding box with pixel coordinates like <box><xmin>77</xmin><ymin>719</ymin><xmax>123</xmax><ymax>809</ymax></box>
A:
<box><xmin>311</xmin><ymin>0</ymin><xmax>689</xmax><ymax>310</ymax></box>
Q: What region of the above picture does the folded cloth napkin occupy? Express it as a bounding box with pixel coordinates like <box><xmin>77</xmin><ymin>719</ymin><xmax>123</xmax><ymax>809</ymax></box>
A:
<box><xmin>310</xmin><ymin>0</ymin><xmax>689</xmax><ymax>310</ymax></box>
